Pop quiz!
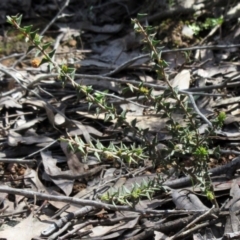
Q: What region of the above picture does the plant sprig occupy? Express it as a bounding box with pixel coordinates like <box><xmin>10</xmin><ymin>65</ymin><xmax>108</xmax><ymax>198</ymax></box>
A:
<box><xmin>7</xmin><ymin>14</ymin><xmax>226</xmax><ymax>206</ymax></box>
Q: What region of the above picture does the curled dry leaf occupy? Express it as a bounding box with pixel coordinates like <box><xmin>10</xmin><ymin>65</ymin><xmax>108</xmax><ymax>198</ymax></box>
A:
<box><xmin>41</xmin><ymin>151</ymin><xmax>74</xmax><ymax>196</ymax></box>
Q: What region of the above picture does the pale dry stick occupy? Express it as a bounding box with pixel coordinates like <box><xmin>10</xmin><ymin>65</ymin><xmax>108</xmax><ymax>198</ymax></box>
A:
<box><xmin>52</xmin><ymin>31</ymin><xmax>65</xmax><ymax>61</ymax></box>
<box><xmin>95</xmin><ymin>90</ymin><xmax>149</xmax><ymax>108</ymax></box>
<box><xmin>49</xmin><ymin>165</ymin><xmax>107</xmax><ymax>180</ymax></box>
<box><xmin>182</xmin><ymin>91</ymin><xmax>212</xmax><ymax>127</ymax></box>
<box><xmin>37</xmin><ymin>85</ymin><xmax>55</xmax><ymax>97</ymax></box>
<box><xmin>76</xmin><ymin>73</ymin><xmax>240</xmax><ymax>95</ymax></box>
<box><xmin>0</xmin><ymin>186</ymin><xmax>211</xmax><ymax>215</ymax></box>
<box><xmin>174</xmin><ymin>222</ymin><xmax>210</xmax><ymax>239</ymax></box>
<box><xmin>23</xmin><ymin>139</ymin><xmax>58</xmax><ymax>159</ymax></box>
<box><xmin>59</xmin><ymin>222</ymin><xmax>91</xmax><ymax>240</ymax></box>
<box><xmin>80</xmin><ymin>73</ymin><xmax>240</xmax><ymax>93</ymax></box>
<box><xmin>174</xmin><ymin>208</ymin><xmax>240</xmax><ymax>240</ymax></box>
<box><xmin>91</xmin><ymin>166</ymin><xmax>152</xmax><ymax>198</ymax></box>
<box><xmin>0</xmin><ymin>209</ymin><xmax>29</xmax><ymax>218</ymax></box>
<box><xmin>0</xmin><ymin>112</ymin><xmax>33</xmax><ymax>119</ymax></box>
<box><xmin>27</xmin><ymin>73</ymin><xmax>59</xmax><ymax>88</ymax></box>
<box><xmin>0</xmin><ymin>87</ymin><xmax>21</xmax><ymax>97</ymax></box>
<box><xmin>198</xmin><ymin>24</ymin><xmax>222</xmax><ymax>46</ymax></box>
<box><xmin>171</xmin><ymin>219</ymin><xmax>220</xmax><ymax>239</ymax></box>
<box><xmin>49</xmin><ymin>222</ymin><xmax>72</xmax><ymax>240</ymax></box>
<box><xmin>104</xmin><ymin>54</ymin><xmax>150</xmax><ymax>76</ymax></box>
<box><xmin>169</xmin><ymin>205</ymin><xmax>215</xmax><ymax>240</ymax></box>
<box><xmin>105</xmin><ymin>44</ymin><xmax>240</xmax><ymax>77</ymax></box>
<box><xmin>0</xmin><ymin>53</ymin><xmax>24</xmax><ymax>62</ymax></box>
<box><xmin>0</xmin><ymin>158</ymin><xmax>36</xmax><ymax>164</ymax></box>
<box><xmin>12</xmin><ymin>0</ymin><xmax>71</xmax><ymax>68</ymax></box>
<box><xmin>220</xmin><ymin>149</ymin><xmax>240</xmax><ymax>155</ymax></box>
<box><xmin>59</xmin><ymin>216</ymin><xmax>137</xmax><ymax>239</ymax></box>
<box><xmin>28</xmin><ymin>72</ymin><xmax>240</xmax><ymax>94</ymax></box>
<box><xmin>160</xmin><ymin>44</ymin><xmax>240</xmax><ymax>52</ymax></box>
<box><xmin>51</xmin><ymin>204</ymin><xmax>70</xmax><ymax>220</ymax></box>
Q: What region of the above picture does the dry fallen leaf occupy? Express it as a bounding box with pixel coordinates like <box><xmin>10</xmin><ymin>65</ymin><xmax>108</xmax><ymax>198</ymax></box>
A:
<box><xmin>41</xmin><ymin>151</ymin><xmax>74</xmax><ymax>196</ymax></box>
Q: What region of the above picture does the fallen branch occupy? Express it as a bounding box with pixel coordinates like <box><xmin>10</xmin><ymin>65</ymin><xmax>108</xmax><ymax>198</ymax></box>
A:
<box><xmin>0</xmin><ymin>186</ymin><xmax>211</xmax><ymax>215</ymax></box>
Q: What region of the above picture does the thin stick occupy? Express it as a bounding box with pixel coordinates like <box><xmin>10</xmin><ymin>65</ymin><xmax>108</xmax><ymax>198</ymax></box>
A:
<box><xmin>0</xmin><ymin>158</ymin><xmax>36</xmax><ymax>164</ymax></box>
<box><xmin>0</xmin><ymin>186</ymin><xmax>211</xmax><ymax>215</ymax></box>
<box><xmin>169</xmin><ymin>205</ymin><xmax>215</xmax><ymax>240</ymax></box>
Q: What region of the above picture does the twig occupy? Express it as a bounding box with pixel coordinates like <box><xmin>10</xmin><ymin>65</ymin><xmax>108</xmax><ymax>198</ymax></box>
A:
<box><xmin>49</xmin><ymin>165</ymin><xmax>107</xmax><ymax>180</ymax></box>
<box><xmin>0</xmin><ymin>186</ymin><xmax>212</xmax><ymax>215</ymax></box>
<box><xmin>95</xmin><ymin>90</ymin><xmax>149</xmax><ymax>108</ymax></box>
<box><xmin>59</xmin><ymin>216</ymin><xmax>136</xmax><ymax>239</ymax></box>
<box><xmin>173</xmin><ymin>219</ymin><xmax>217</xmax><ymax>239</ymax></box>
<box><xmin>104</xmin><ymin>54</ymin><xmax>150</xmax><ymax>77</ymax></box>
<box><xmin>104</xmin><ymin>44</ymin><xmax>240</xmax><ymax>77</ymax></box>
<box><xmin>49</xmin><ymin>222</ymin><xmax>72</xmax><ymax>240</ymax></box>
<box><xmin>51</xmin><ymin>204</ymin><xmax>70</xmax><ymax>219</ymax></box>
<box><xmin>23</xmin><ymin>140</ymin><xmax>58</xmax><ymax>159</ymax></box>
<box><xmin>27</xmin><ymin>72</ymin><xmax>240</xmax><ymax>94</ymax></box>
<box><xmin>220</xmin><ymin>149</ymin><xmax>240</xmax><ymax>155</ymax></box>
<box><xmin>0</xmin><ymin>158</ymin><xmax>36</xmax><ymax>164</ymax></box>
<box><xmin>169</xmin><ymin>205</ymin><xmax>215</xmax><ymax>240</ymax></box>
<box><xmin>0</xmin><ymin>53</ymin><xmax>24</xmax><ymax>62</ymax></box>
<box><xmin>125</xmin><ymin>228</ymin><xmax>154</xmax><ymax>240</ymax></box>
<box><xmin>182</xmin><ymin>91</ymin><xmax>212</xmax><ymax>127</ymax></box>
<box><xmin>0</xmin><ymin>209</ymin><xmax>29</xmax><ymax>218</ymax></box>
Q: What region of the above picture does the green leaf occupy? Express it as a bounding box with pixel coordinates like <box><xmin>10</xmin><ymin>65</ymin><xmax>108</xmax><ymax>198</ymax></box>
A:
<box><xmin>123</xmin><ymin>186</ymin><xmax>131</xmax><ymax>194</ymax></box>
<box><xmin>35</xmin><ymin>50</ymin><xmax>41</xmax><ymax>57</ymax></box>
<box><xmin>104</xmin><ymin>113</ymin><xmax>110</xmax><ymax>122</ymax></box>
<box><xmin>125</xmin><ymin>199</ymin><xmax>132</xmax><ymax>207</ymax></box>
<box><xmin>39</xmin><ymin>58</ymin><xmax>49</xmax><ymax>66</ymax></box>
<box><xmin>7</xmin><ymin>14</ymin><xmax>22</xmax><ymax>25</ymax></box>
<box><xmin>94</xmin><ymin>151</ymin><xmax>101</xmax><ymax>161</ymax></box>
<box><xmin>42</xmin><ymin>42</ymin><xmax>52</xmax><ymax>51</ymax></box>
<box><xmin>77</xmin><ymin>145</ymin><xmax>85</xmax><ymax>154</ymax></box>
<box><xmin>133</xmin><ymin>23</ymin><xmax>139</xmax><ymax>31</ymax></box>
<box><xmin>6</xmin><ymin>16</ymin><xmax>13</xmax><ymax>24</ymax></box>
<box><xmin>96</xmin><ymin>140</ymin><xmax>103</xmax><ymax>149</ymax></box>
<box><xmin>146</xmin><ymin>191</ymin><xmax>151</xmax><ymax>200</ymax></box>
<box><xmin>29</xmin><ymin>29</ymin><xmax>41</xmax><ymax>42</ymax></box>
<box><xmin>33</xmin><ymin>34</ymin><xmax>42</xmax><ymax>45</ymax></box>
<box><xmin>49</xmin><ymin>63</ymin><xmax>54</xmax><ymax>72</ymax></box>
<box><xmin>23</xmin><ymin>25</ymin><xmax>33</xmax><ymax>34</ymax></box>
<box><xmin>88</xmin><ymin>102</ymin><xmax>93</xmax><ymax>110</ymax></box>
<box><xmin>15</xmin><ymin>14</ymin><xmax>22</xmax><ymax>25</ymax></box>
<box><xmin>68</xmin><ymin>143</ymin><xmax>74</xmax><ymax>152</ymax></box>
<box><xmin>48</xmin><ymin>49</ymin><xmax>56</xmax><ymax>59</ymax></box>
<box><xmin>27</xmin><ymin>45</ymin><xmax>35</xmax><ymax>54</ymax></box>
